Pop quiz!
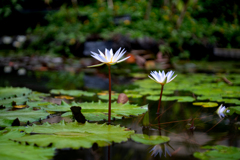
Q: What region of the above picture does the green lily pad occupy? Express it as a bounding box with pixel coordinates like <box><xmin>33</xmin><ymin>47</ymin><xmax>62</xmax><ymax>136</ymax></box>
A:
<box><xmin>217</xmin><ymin>99</ymin><xmax>240</xmax><ymax>105</ymax></box>
<box><xmin>194</xmin><ymin>145</ymin><xmax>240</xmax><ymax>160</ymax></box>
<box><xmin>60</xmin><ymin>101</ymin><xmax>148</xmax><ymax>121</ymax></box>
<box><xmin>146</xmin><ymin>95</ymin><xmax>194</xmax><ymax>102</ymax></box>
<box><xmin>27</xmin><ymin>92</ymin><xmax>50</xmax><ymax>101</ymax></box>
<box><xmin>50</xmin><ymin>89</ymin><xmax>95</xmax><ymax>97</ymax></box>
<box><xmin>193</xmin><ymin>102</ymin><xmax>219</xmax><ymax>108</ymax></box>
<box><xmin>0</xmin><ymin>130</ymin><xmax>54</xmax><ymax>160</ymax></box>
<box><xmin>46</xmin><ymin>100</ymin><xmax>72</xmax><ymax>112</ymax></box>
<box><xmin>228</xmin><ymin>106</ymin><xmax>240</xmax><ymax>115</ymax></box>
<box><xmin>131</xmin><ymin>134</ymin><xmax>170</xmax><ymax>145</ymax></box>
<box><xmin>0</xmin><ymin>87</ymin><xmax>32</xmax><ymax>100</ymax></box>
<box><xmin>98</xmin><ymin>94</ymin><xmax>119</xmax><ymax>101</ymax></box>
<box><xmin>12</xmin><ymin>121</ymin><xmax>134</xmax><ymax>149</ymax></box>
<box><xmin>0</xmin><ymin>96</ymin><xmax>28</xmax><ymax>108</ymax></box>
<box><xmin>0</xmin><ymin>108</ymin><xmax>49</xmax><ymax>127</ymax></box>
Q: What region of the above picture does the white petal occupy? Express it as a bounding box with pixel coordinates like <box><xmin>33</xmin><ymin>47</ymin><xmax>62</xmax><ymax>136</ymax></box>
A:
<box><xmin>151</xmin><ymin>72</ymin><xmax>161</xmax><ymax>82</ymax></box>
<box><xmin>168</xmin><ymin>74</ymin><xmax>177</xmax><ymax>83</ymax></box>
<box><xmin>166</xmin><ymin>71</ymin><xmax>174</xmax><ymax>83</ymax></box>
<box><xmin>98</xmin><ymin>49</ymin><xmax>105</xmax><ymax>57</ymax></box>
<box><xmin>109</xmin><ymin>49</ymin><xmax>114</xmax><ymax>58</ymax></box>
<box><xmin>91</xmin><ymin>55</ymin><xmax>105</xmax><ymax>63</ymax></box>
<box><xmin>112</xmin><ymin>48</ymin><xmax>121</xmax><ymax>62</ymax></box>
<box><xmin>114</xmin><ymin>49</ymin><xmax>126</xmax><ymax>62</ymax></box>
<box><xmin>148</xmin><ymin>75</ymin><xmax>159</xmax><ymax>83</ymax></box>
<box><xmin>105</xmin><ymin>48</ymin><xmax>111</xmax><ymax>62</ymax></box>
<box><xmin>116</xmin><ymin>56</ymin><xmax>130</xmax><ymax>63</ymax></box>
<box><xmin>91</xmin><ymin>51</ymin><xmax>106</xmax><ymax>61</ymax></box>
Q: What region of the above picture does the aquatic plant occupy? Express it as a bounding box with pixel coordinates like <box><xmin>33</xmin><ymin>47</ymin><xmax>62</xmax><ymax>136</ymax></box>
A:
<box><xmin>216</xmin><ymin>104</ymin><xmax>230</xmax><ymax>118</ymax></box>
<box><xmin>88</xmin><ymin>48</ymin><xmax>130</xmax><ymax>123</ymax></box>
<box><xmin>148</xmin><ymin>70</ymin><xmax>177</xmax><ymax>114</ymax></box>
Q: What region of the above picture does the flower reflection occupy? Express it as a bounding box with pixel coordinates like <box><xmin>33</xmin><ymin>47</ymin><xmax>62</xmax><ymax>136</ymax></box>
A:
<box><xmin>216</xmin><ymin>104</ymin><xmax>230</xmax><ymax>118</ymax></box>
<box><xmin>150</xmin><ymin>143</ymin><xmax>172</xmax><ymax>158</ymax></box>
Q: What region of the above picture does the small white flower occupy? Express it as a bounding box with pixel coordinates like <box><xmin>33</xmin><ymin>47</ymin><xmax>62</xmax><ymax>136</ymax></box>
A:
<box><xmin>148</xmin><ymin>70</ymin><xmax>177</xmax><ymax>85</ymax></box>
<box><xmin>88</xmin><ymin>48</ymin><xmax>130</xmax><ymax>67</ymax></box>
<box><xmin>217</xmin><ymin>104</ymin><xmax>229</xmax><ymax>118</ymax></box>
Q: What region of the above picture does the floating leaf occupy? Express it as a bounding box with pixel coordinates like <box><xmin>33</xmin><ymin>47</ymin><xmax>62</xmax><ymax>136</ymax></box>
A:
<box><xmin>61</xmin><ymin>101</ymin><xmax>148</xmax><ymax>121</ymax></box>
<box><xmin>13</xmin><ymin>121</ymin><xmax>134</xmax><ymax>149</ymax></box>
<box><xmin>50</xmin><ymin>89</ymin><xmax>95</xmax><ymax>97</ymax></box>
<box><xmin>217</xmin><ymin>99</ymin><xmax>240</xmax><ymax>105</ymax></box>
<box><xmin>193</xmin><ymin>102</ymin><xmax>219</xmax><ymax>108</ymax></box>
<box><xmin>147</xmin><ymin>95</ymin><xmax>194</xmax><ymax>102</ymax></box>
<box><xmin>0</xmin><ymin>87</ymin><xmax>32</xmax><ymax>100</ymax></box>
<box><xmin>0</xmin><ymin>130</ymin><xmax>54</xmax><ymax>160</ymax></box>
<box><xmin>0</xmin><ymin>96</ymin><xmax>28</xmax><ymax>108</ymax></box>
<box><xmin>98</xmin><ymin>94</ymin><xmax>119</xmax><ymax>101</ymax></box>
<box><xmin>0</xmin><ymin>108</ymin><xmax>49</xmax><ymax>127</ymax></box>
<box><xmin>46</xmin><ymin>100</ymin><xmax>73</xmax><ymax>112</ymax></box>
<box><xmin>228</xmin><ymin>106</ymin><xmax>240</xmax><ymax>115</ymax></box>
<box><xmin>28</xmin><ymin>92</ymin><xmax>50</xmax><ymax>101</ymax></box>
<box><xmin>194</xmin><ymin>145</ymin><xmax>240</xmax><ymax>160</ymax></box>
<box><xmin>131</xmin><ymin>134</ymin><xmax>170</xmax><ymax>145</ymax></box>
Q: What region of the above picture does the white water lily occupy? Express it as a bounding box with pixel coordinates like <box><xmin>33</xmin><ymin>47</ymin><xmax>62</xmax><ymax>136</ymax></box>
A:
<box><xmin>148</xmin><ymin>70</ymin><xmax>177</xmax><ymax>85</ymax></box>
<box><xmin>88</xmin><ymin>48</ymin><xmax>130</xmax><ymax>67</ymax></box>
<box><xmin>217</xmin><ymin>104</ymin><xmax>229</xmax><ymax>118</ymax></box>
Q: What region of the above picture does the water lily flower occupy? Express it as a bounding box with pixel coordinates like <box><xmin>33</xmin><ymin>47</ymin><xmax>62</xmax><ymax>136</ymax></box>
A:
<box><xmin>150</xmin><ymin>144</ymin><xmax>172</xmax><ymax>158</ymax></box>
<box><xmin>148</xmin><ymin>70</ymin><xmax>177</xmax><ymax>85</ymax></box>
<box><xmin>88</xmin><ymin>48</ymin><xmax>130</xmax><ymax>124</ymax></box>
<box><xmin>88</xmin><ymin>48</ymin><xmax>130</xmax><ymax>67</ymax></box>
<box><xmin>216</xmin><ymin>104</ymin><xmax>230</xmax><ymax>118</ymax></box>
<box><xmin>148</xmin><ymin>70</ymin><xmax>177</xmax><ymax>114</ymax></box>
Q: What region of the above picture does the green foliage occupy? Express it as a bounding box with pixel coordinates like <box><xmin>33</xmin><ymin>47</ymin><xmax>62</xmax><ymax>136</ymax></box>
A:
<box><xmin>24</xmin><ymin>0</ymin><xmax>240</xmax><ymax>57</ymax></box>
<box><xmin>0</xmin><ymin>87</ymin><xmax>32</xmax><ymax>100</ymax></box>
<box><xmin>0</xmin><ymin>0</ymin><xmax>23</xmax><ymax>19</ymax></box>
<box><xmin>0</xmin><ymin>108</ymin><xmax>49</xmax><ymax>127</ymax></box>
<box><xmin>131</xmin><ymin>134</ymin><xmax>170</xmax><ymax>145</ymax></box>
<box><xmin>12</xmin><ymin>120</ymin><xmax>134</xmax><ymax>149</ymax></box>
<box><xmin>50</xmin><ymin>89</ymin><xmax>95</xmax><ymax>97</ymax></box>
<box><xmin>46</xmin><ymin>100</ymin><xmax>148</xmax><ymax>121</ymax></box>
<box><xmin>194</xmin><ymin>145</ymin><xmax>240</xmax><ymax>160</ymax></box>
<box><xmin>0</xmin><ymin>130</ymin><xmax>54</xmax><ymax>160</ymax></box>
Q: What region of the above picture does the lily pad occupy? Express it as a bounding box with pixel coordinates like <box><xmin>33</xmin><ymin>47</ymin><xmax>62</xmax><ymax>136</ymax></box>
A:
<box><xmin>131</xmin><ymin>134</ymin><xmax>170</xmax><ymax>145</ymax></box>
<box><xmin>217</xmin><ymin>99</ymin><xmax>240</xmax><ymax>105</ymax></box>
<box><xmin>194</xmin><ymin>145</ymin><xmax>240</xmax><ymax>160</ymax></box>
<box><xmin>27</xmin><ymin>92</ymin><xmax>50</xmax><ymax>101</ymax></box>
<box><xmin>146</xmin><ymin>95</ymin><xmax>194</xmax><ymax>102</ymax></box>
<box><xmin>0</xmin><ymin>96</ymin><xmax>28</xmax><ymax>108</ymax></box>
<box><xmin>60</xmin><ymin>101</ymin><xmax>148</xmax><ymax>121</ymax></box>
<box><xmin>0</xmin><ymin>130</ymin><xmax>54</xmax><ymax>160</ymax></box>
<box><xmin>228</xmin><ymin>106</ymin><xmax>240</xmax><ymax>115</ymax></box>
<box><xmin>0</xmin><ymin>87</ymin><xmax>32</xmax><ymax>100</ymax></box>
<box><xmin>98</xmin><ymin>94</ymin><xmax>119</xmax><ymax>101</ymax></box>
<box><xmin>193</xmin><ymin>102</ymin><xmax>219</xmax><ymax>108</ymax></box>
<box><xmin>50</xmin><ymin>89</ymin><xmax>95</xmax><ymax>97</ymax></box>
<box><xmin>0</xmin><ymin>108</ymin><xmax>49</xmax><ymax>127</ymax></box>
<box><xmin>13</xmin><ymin>121</ymin><xmax>134</xmax><ymax>149</ymax></box>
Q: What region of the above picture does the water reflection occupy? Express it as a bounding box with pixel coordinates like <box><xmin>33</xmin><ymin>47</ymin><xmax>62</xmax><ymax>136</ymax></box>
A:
<box><xmin>149</xmin><ymin>114</ymin><xmax>174</xmax><ymax>158</ymax></box>
<box><xmin>150</xmin><ymin>143</ymin><xmax>172</xmax><ymax>158</ymax></box>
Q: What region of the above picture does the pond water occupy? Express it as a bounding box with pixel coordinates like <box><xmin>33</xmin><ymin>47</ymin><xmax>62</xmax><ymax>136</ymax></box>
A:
<box><xmin>0</xmin><ymin>60</ymin><xmax>240</xmax><ymax>160</ymax></box>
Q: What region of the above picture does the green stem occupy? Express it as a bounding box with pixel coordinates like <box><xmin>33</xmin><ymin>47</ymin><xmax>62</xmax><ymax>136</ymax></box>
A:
<box><xmin>157</xmin><ymin>85</ymin><xmax>164</xmax><ymax>114</ymax></box>
<box><xmin>108</xmin><ymin>65</ymin><xmax>111</xmax><ymax>124</ymax></box>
